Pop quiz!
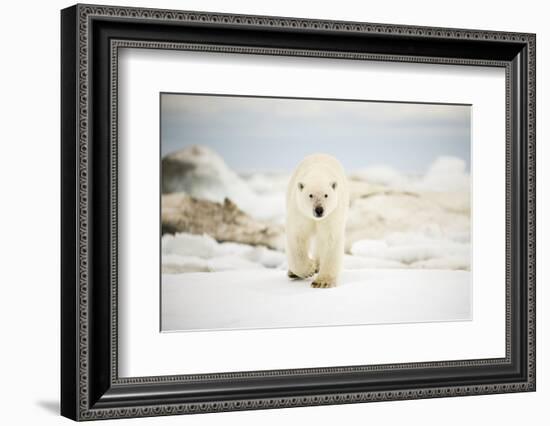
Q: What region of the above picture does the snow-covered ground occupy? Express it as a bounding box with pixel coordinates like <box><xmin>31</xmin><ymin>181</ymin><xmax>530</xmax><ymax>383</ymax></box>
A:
<box><xmin>162</xmin><ymin>268</ymin><xmax>471</xmax><ymax>331</ymax></box>
<box><xmin>161</xmin><ymin>231</ymin><xmax>470</xmax><ymax>273</ymax></box>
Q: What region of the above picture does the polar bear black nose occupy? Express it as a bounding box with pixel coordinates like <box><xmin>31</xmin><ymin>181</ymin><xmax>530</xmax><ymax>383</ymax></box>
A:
<box><xmin>314</xmin><ymin>206</ymin><xmax>324</xmax><ymax>217</ymax></box>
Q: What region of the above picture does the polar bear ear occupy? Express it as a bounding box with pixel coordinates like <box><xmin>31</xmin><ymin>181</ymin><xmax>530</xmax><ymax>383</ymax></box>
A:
<box><xmin>331</xmin><ymin>181</ymin><xmax>337</xmax><ymax>190</ymax></box>
<box><xmin>298</xmin><ymin>182</ymin><xmax>304</xmax><ymax>191</ymax></box>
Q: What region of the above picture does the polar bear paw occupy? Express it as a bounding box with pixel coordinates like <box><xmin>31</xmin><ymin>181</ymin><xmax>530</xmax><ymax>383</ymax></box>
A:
<box><xmin>287</xmin><ymin>270</ymin><xmax>300</xmax><ymax>279</ymax></box>
<box><xmin>311</xmin><ymin>276</ymin><xmax>336</xmax><ymax>288</ymax></box>
<box><xmin>288</xmin><ymin>259</ymin><xmax>317</xmax><ymax>280</ymax></box>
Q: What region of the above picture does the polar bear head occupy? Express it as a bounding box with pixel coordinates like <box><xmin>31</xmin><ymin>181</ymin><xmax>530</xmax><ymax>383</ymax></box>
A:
<box><xmin>296</xmin><ymin>174</ymin><xmax>339</xmax><ymax>221</ymax></box>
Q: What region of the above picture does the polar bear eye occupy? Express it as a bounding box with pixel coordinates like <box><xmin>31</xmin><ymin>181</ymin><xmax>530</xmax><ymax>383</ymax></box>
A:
<box><xmin>309</xmin><ymin>194</ymin><xmax>313</xmax><ymax>198</ymax></box>
<box><xmin>324</xmin><ymin>194</ymin><xmax>328</xmax><ymax>198</ymax></box>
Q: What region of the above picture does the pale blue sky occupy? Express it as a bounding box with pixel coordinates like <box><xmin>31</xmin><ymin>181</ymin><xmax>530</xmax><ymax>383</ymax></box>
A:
<box><xmin>161</xmin><ymin>93</ymin><xmax>470</xmax><ymax>174</ymax></box>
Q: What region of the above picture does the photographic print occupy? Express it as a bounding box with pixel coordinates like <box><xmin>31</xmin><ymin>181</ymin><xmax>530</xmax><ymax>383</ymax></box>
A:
<box><xmin>160</xmin><ymin>93</ymin><xmax>472</xmax><ymax>332</ymax></box>
<box><xmin>61</xmin><ymin>6</ymin><xmax>536</xmax><ymax>418</ymax></box>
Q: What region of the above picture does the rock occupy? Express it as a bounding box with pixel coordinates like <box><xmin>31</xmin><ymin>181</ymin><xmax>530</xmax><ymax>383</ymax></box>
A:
<box><xmin>162</xmin><ymin>192</ymin><xmax>285</xmax><ymax>251</ymax></box>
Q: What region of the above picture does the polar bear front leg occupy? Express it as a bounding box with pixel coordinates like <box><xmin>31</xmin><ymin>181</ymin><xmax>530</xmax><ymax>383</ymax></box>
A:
<box><xmin>311</xmin><ymin>227</ymin><xmax>344</xmax><ymax>288</ymax></box>
<box><xmin>287</xmin><ymin>227</ymin><xmax>317</xmax><ymax>279</ymax></box>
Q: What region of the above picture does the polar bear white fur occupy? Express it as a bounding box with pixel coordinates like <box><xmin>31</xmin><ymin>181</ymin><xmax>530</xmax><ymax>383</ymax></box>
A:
<box><xmin>286</xmin><ymin>154</ymin><xmax>349</xmax><ymax>288</ymax></box>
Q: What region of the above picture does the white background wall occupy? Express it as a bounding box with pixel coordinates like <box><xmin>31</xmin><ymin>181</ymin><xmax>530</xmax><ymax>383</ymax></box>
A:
<box><xmin>0</xmin><ymin>0</ymin><xmax>546</xmax><ymax>424</ymax></box>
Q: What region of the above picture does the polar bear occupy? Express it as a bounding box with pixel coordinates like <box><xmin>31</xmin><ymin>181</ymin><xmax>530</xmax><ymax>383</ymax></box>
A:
<box><xmin>286</xmin><ymin>154</ymin><xmax>349</xmax><ymax>288</ymax></box>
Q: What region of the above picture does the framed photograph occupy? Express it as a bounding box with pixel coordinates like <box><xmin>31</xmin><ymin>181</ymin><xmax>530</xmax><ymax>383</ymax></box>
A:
<box><xmin>61</xmin><ymin>4</ymin><xmax>536</xmax><ymax>421</ymax></box>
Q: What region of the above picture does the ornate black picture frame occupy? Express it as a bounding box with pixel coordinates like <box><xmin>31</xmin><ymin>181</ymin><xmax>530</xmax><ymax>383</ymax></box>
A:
<box><xmin>61</xmin><ymin>3</ymin><xmax>536</xmax><ymax>421</ymax></box>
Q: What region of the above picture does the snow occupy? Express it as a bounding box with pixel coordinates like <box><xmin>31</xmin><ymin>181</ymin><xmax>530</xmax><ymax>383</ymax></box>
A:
<box><xmin>350</xmin><ymin>230</ymin><xmax>471</xmax><ymax>270</ymax></box>
<box><xmin>162</xmin><ymin>231</ymin><xmax>470</xmax><ymax>273</ymax></box>
<box><xmin>162</xmin><ymin>233</ymin><xmax>287</xmax><ymax>273</ymax></box>
<box><xmin>162</xmin><ymin>254</ymin><xmax>209</xmax><ymax>274</ymax></box>
<box><xmin>206</xmin><ymin>255</ymin><xmax>265</xmax><ymax>272</ymax></box>
<box><xmin>242</xmin><ymin>171</ymin><xmax>290</xmax><ymax>195</ymax></box>
<box><xmin>412</xmin><ymin>156</ymin><xmax>470</xmax><ymax>192</ymax></box>
<box><xmin>162</xmin><ymin>232</ymin><xmax>220</xmax><ymax>258</ymax></box>
<box><xmin>162</xmin><ymin>145</ymin><xmax>286</xmax><ymax>222</ymax></box>
<box><xmin>163</xmin><ymin>146</ymin><xmax>252</xmax><ymax>202</ymax></box>
<box><xmin>342</xmin><ymin>254</ymin><xmax>405</xmax><ymax>270</ymax></box>
<box><xmin>244</xmin><ymin>246</ymin><xmax>287</xmax><ymax>268</ymax></box>
<box><xmin>161</xmin><ymin>269</ymin><xmax>471</xmax><ymax>331</ymax></box>
<box><xmin>350</xmin><ymin>156</ymin><xmax>470</xmax><ymax>193</ymax></box>
<box><xmin>411</xmin><ymin>255</ymin><xmax>471</xmax><ymax>271</ymax></box>
<box><xmin>350</xmin><ymin>165</ymin><xmax>408</xmax><ymax>187</ymax></box>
